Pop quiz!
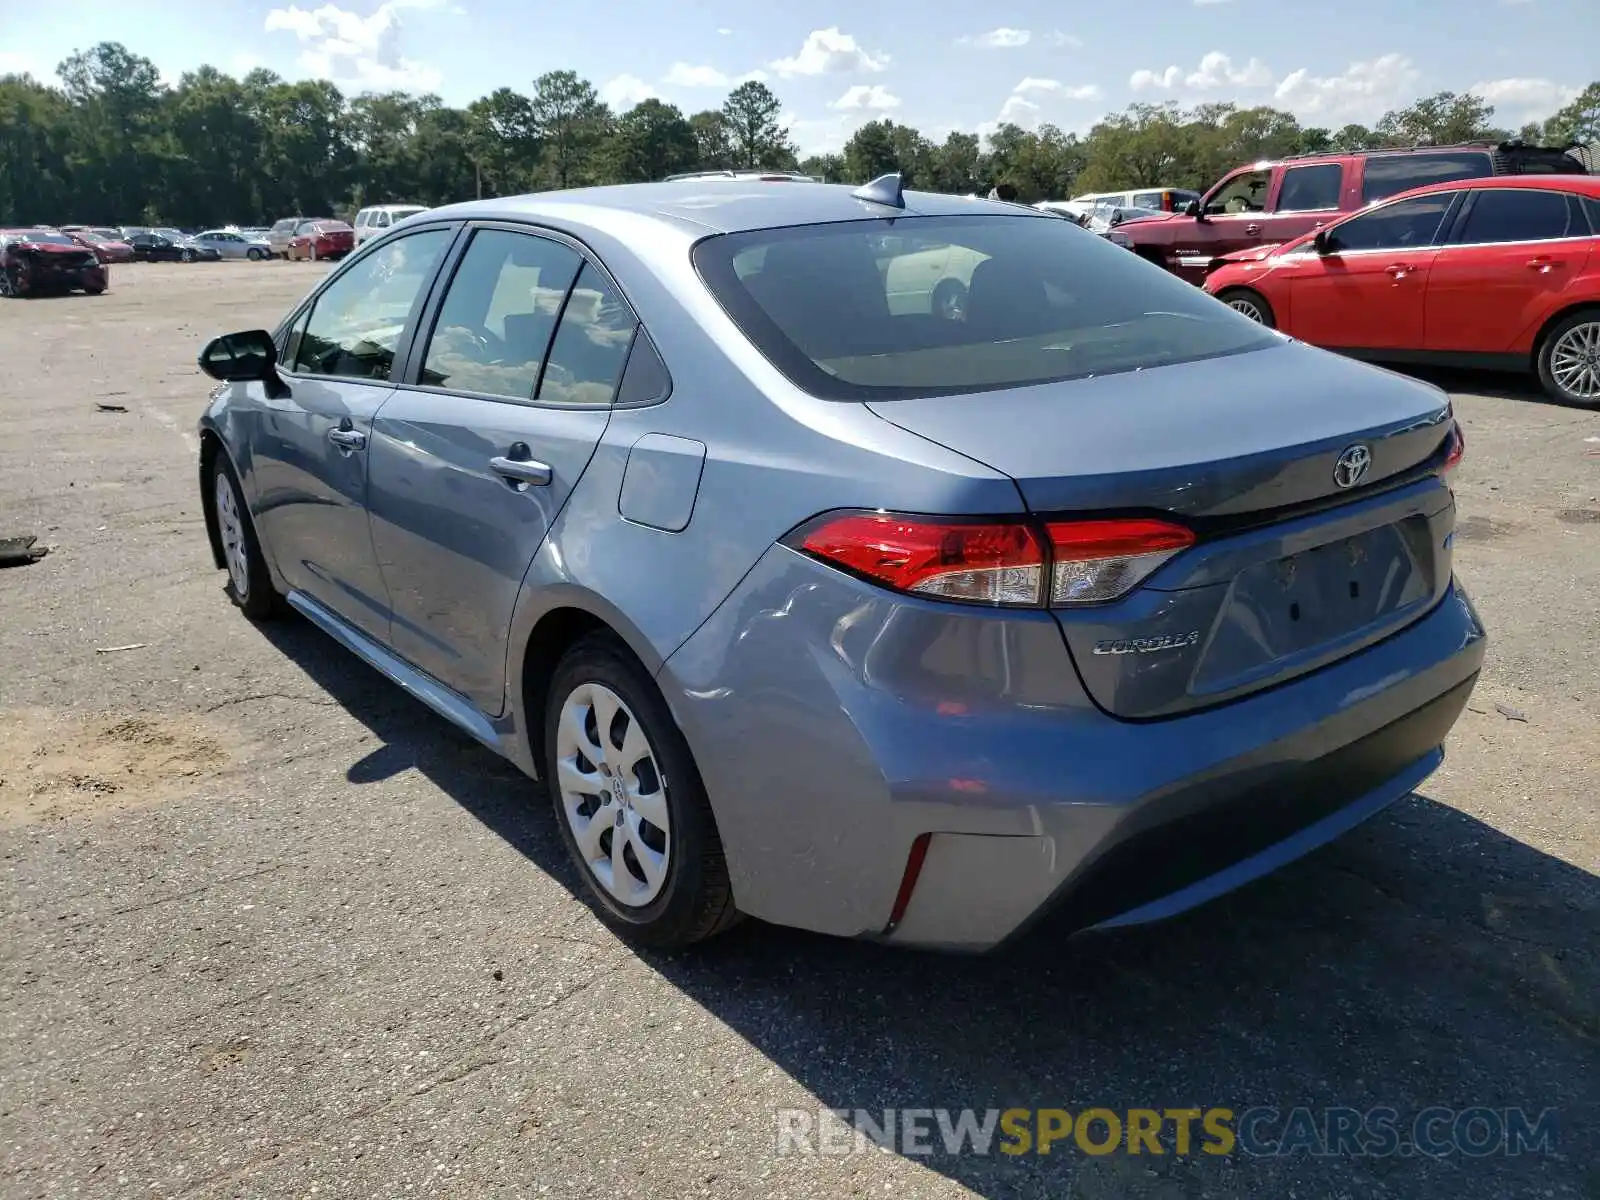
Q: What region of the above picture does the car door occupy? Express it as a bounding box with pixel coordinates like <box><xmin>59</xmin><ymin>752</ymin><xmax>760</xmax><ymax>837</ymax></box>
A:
<box><xmin>1424</xmin><ymin>187</ymin><xmax>1595</xmax><ymax>354</ymax></box>
<box><xmin>1260</xmin><ymin>161</ymin><xmax>1344</xmax><ymax>245</ymax></box>
<box><xmin>367</xmin><ymin>225</ymin><xmax>633</xmax><ymax>714</ymax></box>
<box><xmin>1173</xmin><ymin>166</ymin><xmax>1277</xmax><ymax>276</ymax></box>
<box><xmin>1279</xmin><ymin>191</ymin><xmax>1460</xmax><ymax>351</ymax></box>
<box><xmin>248</xmin><ymin>225</ymin><xmax>458</xmax><ymax>640</ymax></box>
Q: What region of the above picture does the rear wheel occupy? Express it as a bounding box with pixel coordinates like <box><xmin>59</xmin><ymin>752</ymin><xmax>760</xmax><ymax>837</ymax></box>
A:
<box><xmin>1537</xmin><ymin>308</ymin><xmax>1600</xmax><ymax>407</ymax></box>
<box><xmin>544</xmin><ymin>634</ymin><xmax>738</xmax><ymax>949</ymax></box>
<box><xmin>210</xmin><ymin>455</ymin><xmax>281</xmax><ymax>619</ymax></box>
<box><xmin>1217</xmin><ymin>287</ymin><xmax>1275</xmax><ymax>327</ymax></box>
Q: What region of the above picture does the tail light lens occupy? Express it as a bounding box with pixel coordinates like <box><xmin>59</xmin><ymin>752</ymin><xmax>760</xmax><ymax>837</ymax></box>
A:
<box><xmin>785</xmin><ymin>511</ymin><xmax>1195</xmax><ymax>608</ymax></box>
<box><xmin>1442</xmin><ymin>422</ymin><xmax>1464</xmax><ymax>471</ymax></box>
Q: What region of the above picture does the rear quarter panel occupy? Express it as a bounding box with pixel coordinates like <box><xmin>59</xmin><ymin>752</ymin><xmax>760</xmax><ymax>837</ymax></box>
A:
<box><xmin>1510</xmin><ymin>241</ymin><xmax>1600</xmax><ymax>353</ymax></box>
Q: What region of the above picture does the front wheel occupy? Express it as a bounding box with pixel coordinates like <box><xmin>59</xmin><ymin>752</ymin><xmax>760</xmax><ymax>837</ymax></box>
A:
<box><xmin>544</xmin><ymin>634</ymin><xmax>738</xmax><ymax>949</ymax></box>
<box><xmin>1216</xmin><ymin>287</ymin><xmax>1276</xmax><ymax>328</ymax></box>
<box><xmin>210</xmin><ymin>455</ymin><xmax>282</xmax><ymax>619</ymax></box>
<box><xmin>180</xmin><ymin>248</ymin><xmax>194</xmax><ymax>263</ymax></box>
<box><xmin>1537</xmin><ymin>309</ymin><xmax>1600</xmax><ymax>407</ymax></box>
<box><xmin>246</xmin><ymin>247</ymin><xmax>264</xmax><ymax>261</ymax></box>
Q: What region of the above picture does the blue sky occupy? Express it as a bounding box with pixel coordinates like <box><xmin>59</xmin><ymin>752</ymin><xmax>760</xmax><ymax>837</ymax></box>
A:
<box><xmin>2</xmin><ymin>0</ymin><xmax>1593</xmax><ymax>154</ymax></box>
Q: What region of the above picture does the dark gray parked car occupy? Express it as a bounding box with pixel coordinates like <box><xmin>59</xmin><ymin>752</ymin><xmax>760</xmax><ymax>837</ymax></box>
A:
<box><xmin>194</xmin><ymin>175</ymin><xmax>1485</xmax><ymax>952</ymax></box>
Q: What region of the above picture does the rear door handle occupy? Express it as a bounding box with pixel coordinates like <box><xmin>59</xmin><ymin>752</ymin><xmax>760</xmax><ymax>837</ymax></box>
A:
<box><xmin>328</xmin><ymin>427</ymin><xmax>366</xmax><ymax>450</ymax></box>
<box><xmin>491</xmin><ymin>452</ymin><xmax>552</xmax><ymax>487</ymax></box>
<box><xmin>1527</xmin><ymin>257</ymin><xmax>1561</xmax><ymax>272</ymax></box>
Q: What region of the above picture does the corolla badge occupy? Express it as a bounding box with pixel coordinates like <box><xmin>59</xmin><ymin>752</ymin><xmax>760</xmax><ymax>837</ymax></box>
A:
<box><xmin>1092</xmin><ymin>630</ymin><xmax>1200</xmax><ymax>655</ymax></box>
<box><xmin>1333</xmin><ymin>444</ymin><xmax>1372</xmax><ymax>490</ymax></box>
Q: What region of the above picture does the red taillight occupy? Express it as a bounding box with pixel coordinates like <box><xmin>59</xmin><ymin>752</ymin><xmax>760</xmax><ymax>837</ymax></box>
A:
<box><xmin>787</xmin><ymin>511</ymin><xmax>1194</xmax><ymax>607</ymax></box>
<box><xmin>1045</xmin><ymin>518</ymin><xmax>1196</xmax><ymax>604</ymax></box>
<box><xmin>1443</xmin><ymin>422</ymin><xmax>1464</xmax><ymax>471</ymax></box>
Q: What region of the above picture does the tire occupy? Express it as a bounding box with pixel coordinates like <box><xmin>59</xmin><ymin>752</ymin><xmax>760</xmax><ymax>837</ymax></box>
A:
<box><xmin>931</xmin><ymin>277</ymin><xmax>968</xmax><ymax>322</ymax></box>
<box><xmin>544</xmin><ymin>634</ymin><xmax>739</xmax><ymax>949</ymax></box>
<box><xmin>210</xmin><ymin>454</ymin><xmax>281</xmax><ymax>620</ymax></box>
<box><xmin>84</xmin><ymin>284</ymin><xmax>106</xmax><ymax>296</ymax></box>
<box><xmin>0</xmin><ymin>267</ymin><xmax>18</xmax><ymax>298</ymax></box>
<box><xmin>181</xmin><ymin>248</ymin><xmax>194</xmax><ymax>263</ymax></box>
<box><xmin>1217</xmin><ymin>287</ymin><xmax>1275</xmax><ymax>328</ymax></box>
<box><xmin>247</xmin><ymin>248</ymin><xmax>264</xmax><ymax>261</ymax></box>
<box><xmin>1536</xmin><ymin>307</ymin><xmax>1600</xmax><ymax>408</ymax></box>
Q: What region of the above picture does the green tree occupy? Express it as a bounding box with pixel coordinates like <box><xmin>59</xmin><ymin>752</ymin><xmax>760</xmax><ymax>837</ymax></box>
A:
<box><xmin>608</xmin><ymin>98</ymin><xmax>698</xmax><ymax>181</ymax></box>
<box><xmin>1542</xmin><ymin>82</ymin><xmax>1600</xmax><ymax>145</ymax></box>
<box><xmin>721</xmin><ymin>80</ymin><xmax>793</xmax><ymax>170</ymax></box>
<box><xmin>1374</xmin><ymin>91</ymin><xmax>1502</xmax><ymax>146</ymax></box>
<box><xmin>688</xmin><ymin>110</ymin><xmax>734</xmax><ymax>170</ymax></box>
<box><xmin>529</xmin><ymin>70</ymin><xmax>608</xmax><ymax>188</ymax></box>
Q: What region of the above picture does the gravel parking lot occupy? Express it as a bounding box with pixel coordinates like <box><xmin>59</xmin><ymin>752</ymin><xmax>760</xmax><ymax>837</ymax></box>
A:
<box><xmin>1</xmin><ymin>261</ymin><xmax>1596</xmax><ymax>1199</ymax></box>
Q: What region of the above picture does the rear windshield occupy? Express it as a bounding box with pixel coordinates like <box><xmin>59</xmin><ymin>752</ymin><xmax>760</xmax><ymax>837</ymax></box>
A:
<box><xmin>692</xmin><ymin>214</ymin><xmax>1277</xmax><ymax>400</ymax></box>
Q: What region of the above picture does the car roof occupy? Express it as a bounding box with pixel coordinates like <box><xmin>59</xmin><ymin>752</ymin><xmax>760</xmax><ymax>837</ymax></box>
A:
<box><xmin>421</xmin><ymin>180</ymin><xmax>1046</xmax><ymax>237</ymax></box>
<box><xmin>1391</xmin><ymin>174</ymin><xmax>1600</xmax><ymax>200</ymax></box>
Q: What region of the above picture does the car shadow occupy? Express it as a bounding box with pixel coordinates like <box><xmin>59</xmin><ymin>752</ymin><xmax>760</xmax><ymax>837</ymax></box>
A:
<box><xmin>255</xmin><ymin>612</ymin><xmax>1597</xmax><ymax>1199</ymax></box>
<box><xmin>1390</xmin><ymin>364</ymin><xmax>1596</xmax><ymax>412</ymax></box>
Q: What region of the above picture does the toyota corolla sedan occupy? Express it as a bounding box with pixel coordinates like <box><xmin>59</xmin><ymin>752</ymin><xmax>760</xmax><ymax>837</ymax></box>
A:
<box><xmin>195</xmin><ymin>177</ymin><xmax>1485</xmax><ymax>952</ymax></box>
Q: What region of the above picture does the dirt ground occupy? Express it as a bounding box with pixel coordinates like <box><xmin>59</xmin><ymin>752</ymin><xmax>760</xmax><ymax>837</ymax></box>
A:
<box><xmin>0</xmin><ymin>261</ymin><xmax>1596</xmax><ymax>1199</ymax></box>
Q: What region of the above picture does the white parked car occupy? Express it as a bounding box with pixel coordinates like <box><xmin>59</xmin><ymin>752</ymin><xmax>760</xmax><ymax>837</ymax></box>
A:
<box><xmin>353</xmin><ymin>204</ymin><xmax>429</xmax><ymax>246</ymax></box>
<box><xmin>192</xmin><ymin>229</ymin><xmax>274</xmax><ymax>261</ymax></box>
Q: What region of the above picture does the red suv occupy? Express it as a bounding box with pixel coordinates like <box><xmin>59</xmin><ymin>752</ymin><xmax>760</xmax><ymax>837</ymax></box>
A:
<box><xmin>1203</xmin><ymin>176</ymin><xmax>1600</xmax><ymax>406</ymax></box>
<box><xmin>1113</xmin><ymin>140</ymin><xmax>1590</xmax><ymax>284</ymax></box>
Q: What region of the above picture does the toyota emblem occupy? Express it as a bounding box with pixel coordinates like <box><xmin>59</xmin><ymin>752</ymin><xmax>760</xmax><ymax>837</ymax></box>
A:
<box><xmin>1333</xmin><ymin>444</ymin><xmax>1372</xmax><ymax>490</ymax></box>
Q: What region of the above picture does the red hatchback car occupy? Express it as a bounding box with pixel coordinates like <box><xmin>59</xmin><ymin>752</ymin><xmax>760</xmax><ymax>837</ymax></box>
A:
<box><xmin>1204</xmin><ymin>176</ymin><xmax>1600</xmax><ymax>406</ymax></box>
<box><xmin>286</xmin><ymin>220</ymin><xmax>355</xmax><ymax>262</ymax></box>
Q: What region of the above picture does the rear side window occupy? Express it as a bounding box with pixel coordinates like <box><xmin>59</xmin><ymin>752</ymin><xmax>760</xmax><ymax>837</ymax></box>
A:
<box><xmin>289</xmin><ymin>228</ymin><xmax>453</xmax><ymax>380</ymax></box>
<box><xmin>1277</xmin><ymin>163</ymin><xmax>1342</xmax><ymax>212</ymax></box>
<box><xmin>693</xmin><ymin>214</ymin><xmax>1277</xmax><ymax>401</ymax></box>
<box><xmin>419</xmin><ymin>229</ymin><xmax>582</xmax><ymax>400</ymax></box>
<box><xmin>1326</xmin><ymin>194</ymin><xmax>1455</xmax><ymax>253</ymax></box>
<box><xmin>536</xmin><ymin>262</ymin><xmax>637</xmax><ymax>407</ymax></box>
<box><xmin>1132</xmin><ymin>191</ymin><xmax>1161</xmax><ymax>209</ymax></box>
<box><xmin>1584</xmin><ymin>196</ymin><xmax>1600</xmax><ymax>234</ymax></box>
<box><xmin>1361</xmin><ymin>152</ymin><xmax>1492</xmax><ymax>203</ymax></box>
<box><xmin>1454</xmin><ymin>189</ymin><xmax>1586</xmax><ymax>244</ymax></box>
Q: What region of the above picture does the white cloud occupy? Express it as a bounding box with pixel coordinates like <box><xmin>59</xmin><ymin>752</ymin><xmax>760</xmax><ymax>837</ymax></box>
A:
<box><xmin>1469</xmin><ymin>77</ymin><xmax>1579</xmax><ymax>113</ymax></box>
<box><xmin>600</xmin><ymin>74</ymin><xmax>657</xmax><ymax>109</ymax></box>
<box><xmin>1015</xmin><ymin>77</ymin><xmax>1101</xmax><ymax>100</ymax></box>
<box><xmin>769</xmin><ymin>28</ymin><xmax>889</xmax><ymax>77</ymax></box>
<box><xmin>1273</xmin><ymin>54</ymin><xmax>1421</xmax><ymax>120</ymax></box>
<box><xmin>1044</xmin><ymin>31</ymin><xmax>1084</xmax><ymax>48</ymax></box>
<box><xmin>1131</xmin><ymin>52</ymin><xmax>1271</xmax><ymax>92</ymax></box>
<box><xmin>1186</xmin><ymin>52</ymin><xmax>1273</xmax><ymax>89</ymax></box>
<box><xmin>1130</xmin><ymin>66</ymin><xmax>1182</xmax><ymax>90</ymax></box>
<box><xmin>961</xmin><ymin>28</ymin><xmax>1032</xmax><ymax>49</ymax></box>
<box><xmin>998</xmin><ymin>94</ymin><xmax>1042</xmax><ymax>125</ymax></box>
<box><xmin>716</xmin><ymin>26</ymin><xmax>733</xmax><ymax>34</ymax></box>
<box><xmin>785</xmin><ymin>112</ymin><xmax>872</xmax><ymax>155</ymax></box>
<box><xmin>264</xmin><ymin>0</ymin><xmax>451</xmax><ymax>93</ymax></box>
<box><xmin>832</xmin><ymin>85</ymin><xmax>901</xmax><ymax>111</ymax></box>
<box><xmin>662</xmin><ymin>62</ymin><xmax>766</xmax><ymax>88</ymax></box>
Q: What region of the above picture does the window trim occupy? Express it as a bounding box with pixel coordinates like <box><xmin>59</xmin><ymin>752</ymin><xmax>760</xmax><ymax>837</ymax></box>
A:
<box><xmin>271</xmin><ymin>220</ymin><xmax>466</xmax><ymax>384</ymax></box>
<box><xmin>394</xmin><ymin>219</ymin><xmax>655</xmax><ymax>412</ymax></box>
<box><xmin>1439</xmin><ymin>187</ymin><xmax>1594</xmax><ymax>250</ymax></box>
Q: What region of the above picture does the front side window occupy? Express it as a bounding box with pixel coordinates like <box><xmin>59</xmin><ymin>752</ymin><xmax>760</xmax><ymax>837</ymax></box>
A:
<box><xmin>419</xmin><ymin>229</ymin><xmax>582</xmax><ymax>400</ymax></box>
<box><xmin>536</xmin><ymin>262</ymin><xmax>638</xmax><ymax>406</ymax></box>
<box><xmin>1325</xmin><ymin>194</ymin><xmax>1455</xmax><ymax>253</ymax></box>
<box><xmin>1454</xmin><ymin>189</ymin><xmax>1585</xmax><ymax>244</ymax></box>
<box><xmin>1277</xmin><ymin>163</ymin><xmax>1343</xmax><ymax>212</ymax></box>
<box><xmin>1205</xmin><ymin>169</ymin><xmax>1273</xmax><ymax>215</ymax></box>
<box><xmin>694</xmin><ymin>214</ymin><xmax>1277</xmax><ymax>401</ymax></box>
<box><xmin>290</xmin><ymin>227</ymin><xmax>453</xmax><ymax>380</ymax></box>
<box><xmin>1361</xmin><ymin>152</ymin><xmax>1492</xmax><ymax>204</ymax></box>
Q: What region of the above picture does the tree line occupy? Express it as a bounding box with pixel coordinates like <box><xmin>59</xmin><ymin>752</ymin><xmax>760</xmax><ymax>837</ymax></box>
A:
<box><xmin>1</xmin><ymin>42</ymin><xmax>1596</xmax><ymax>228</ymax></box>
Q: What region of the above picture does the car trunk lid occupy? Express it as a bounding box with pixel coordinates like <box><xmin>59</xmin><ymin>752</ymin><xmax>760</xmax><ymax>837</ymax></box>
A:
<box><xmin>867</xmin><ymin>340</ymin><xmax>1458</xmax><ymax>718</ymax></box>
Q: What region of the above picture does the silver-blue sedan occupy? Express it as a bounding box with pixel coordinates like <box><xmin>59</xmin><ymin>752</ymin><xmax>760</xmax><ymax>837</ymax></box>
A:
<box><xmin>192</xmin><ymin>229</ymin><xmax>274</xmax><ymax>261</ymax></box>
<box><xmin>193</xmin><ymin>176</ymin><xmax>1484</xmax><ymax>952</ymax></box>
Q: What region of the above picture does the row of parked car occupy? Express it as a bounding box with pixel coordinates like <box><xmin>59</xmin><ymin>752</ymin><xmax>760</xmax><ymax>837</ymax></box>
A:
<box><xmin>0</xmin><ymin>204</ymin><xmax>434</xmax><ymax>297</ymax></box>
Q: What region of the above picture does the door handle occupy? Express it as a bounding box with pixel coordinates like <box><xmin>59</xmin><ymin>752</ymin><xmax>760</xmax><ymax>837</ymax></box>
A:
<box><xmin>1385</xmin><ymin>263</ymin><xmax>1413</xmax><ymax>278</ymax></box>
<box><xmin>1244</xmin><ymin>223</ymin><xmax>1262</xmax><ymax>235</ymax></box>
<box><xmin>328</xmin><ymin>426</ymin><xmax>366</xmax><ymax>451</ymax></box>
<box><xmin>1526</xmin><ymin>257</ymin><xmax>1560</xmax><ymax>272</ymax></box>
<box><xmin>490</xmin><ymin>449</ymin><xmax>552</xmax><ymax>487</ymax></box>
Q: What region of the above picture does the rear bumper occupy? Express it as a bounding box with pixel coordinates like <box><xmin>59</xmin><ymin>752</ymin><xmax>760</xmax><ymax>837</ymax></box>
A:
<box><xmin>661</xmin><ymin>546</ymin><xmax>1486</xmax><ymax>951</ymax></box>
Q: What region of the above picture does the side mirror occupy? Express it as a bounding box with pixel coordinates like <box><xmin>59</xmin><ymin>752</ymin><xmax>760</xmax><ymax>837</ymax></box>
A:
<box><xmin>1313</xmin><ymin>230</ymin><xmax>1335</xmax><ymax>255</ymax></box>
<box><xmin>1109</xmin><ymin>211</ymin><xmax>1125</xmax><ymax>227</ymax></box>
<box><xmin>1184</xmin><ymin>199</ymin><xmax>1203</xmax><ymax>218</ymax></box>
<box><xmin>199</xmin><ymin>329</ymin><xmax>279</xmax><ymax>383</ymax></box>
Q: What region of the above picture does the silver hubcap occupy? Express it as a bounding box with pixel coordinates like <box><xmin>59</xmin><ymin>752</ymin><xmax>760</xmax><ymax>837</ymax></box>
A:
<box><xmin>213</xmin><ymin>472</ymin><xmax>250</xmax><ymax>598</ymax></box>
<box><xmin>1228</xmin><ymin>297</ymin><xmax>1265</xmax><ymax>322</ymax></box>
<box><xmin>555</xmin><ymin>682</ymin><xmax>670</xmax><ymax>907</ymax></box>
<box><xmin>1549</xmin><ymin>321</ymin><xmax>1600</xmax><ymax>400</ymax></box>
